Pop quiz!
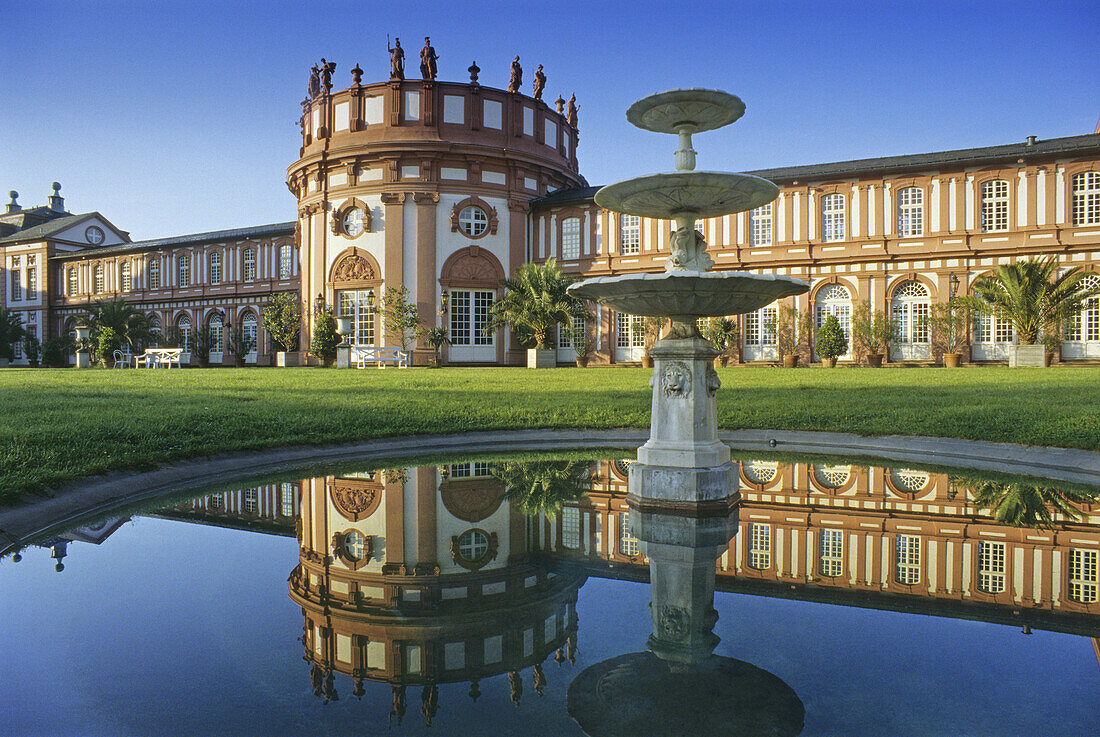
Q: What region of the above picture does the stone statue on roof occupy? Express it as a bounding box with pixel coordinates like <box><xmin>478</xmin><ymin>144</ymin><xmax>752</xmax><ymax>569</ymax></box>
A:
<box><xmin>567</xmin><ymin>93</ymin><xmax>578</xmax><ymax>127</ymax></box>
<box><xmin>507</xmin><ymin>56</ymin><xmax>522</xmax><ymax>93</ymax></box>
<box><xmin>320</xmin><ymin>58</ymin><xmax>336</xmax><ymax>93</ymax></box>
<box><xmin>308</xmin><ymin>64</ymin><xmax>321</xmax><ymax>99</ymax></box>
<box><xmin>420</xmin><ymin>37</ymin><xmax>438</xmax><ymax>80</ymax></box>
<box><xmin>388</xmin><ymin>37</ymin><xmax>404</xmax><ymax>80</ymax></box>
<box><xmin>533</xmin><ymin>64</ymin><xmax>546</xmax><ymax>101</ymax></box>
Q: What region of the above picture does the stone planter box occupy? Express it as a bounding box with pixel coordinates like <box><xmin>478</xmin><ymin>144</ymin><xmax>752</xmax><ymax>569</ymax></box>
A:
<box><xmin>944</xmin><ymin>353</ymin><xmax>960</xmax><ymax>368</ymax></box>
<box><xmin>1008</xmin><ymin>344</ymin><xmax>1046</xmax><ymax>367</ymax></box>
<box><xmin>782</xmin><ymin>355</ymin><xmax>799</xmax><ymax>368</ymax></box>
<box><xmin>527</xmin><ymin>348</ymin><xmax>557</xmax><ymax>369</ymax></box>
<box><xmin>276</xmin><ymin>351</ymin><xmax>302</xmax><ymax>367</ymax></box>
<box><xmin>868</xmin><ymin>353</ymin><xmax>884</xmax><ymax>368</ymax></box>
<box><xmin>821</xmin><ymin>357</ymin><xmax>837</xmax><ymax>368</ymax></box>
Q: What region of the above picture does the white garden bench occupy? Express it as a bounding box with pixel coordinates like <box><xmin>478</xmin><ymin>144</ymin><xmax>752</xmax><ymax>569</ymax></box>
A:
<box><xmin>352</xmin><ymin>346</ymin><xmax>408</xmax><ymax>369</ymax></box>
<box><xmin>134</xmin><ymin>348</ymin><xmax>183</xmax><ymax>369</ymax></box>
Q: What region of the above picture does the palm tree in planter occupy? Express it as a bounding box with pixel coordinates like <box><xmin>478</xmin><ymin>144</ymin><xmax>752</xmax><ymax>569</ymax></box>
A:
<box><xmin>815</xmin><ymin>313</ymin><xmax>847</xmax><ymax>367</ymax></box>
<box><xmin>959</xmin><ymin>257</ymin><xmax>1099</xmax><ymax>367</ymax></box>
<box><xmin>85</xmin><ymin>298</ymin><xmax>155</xmax><ymax>366</ymax></box>
<box><xmin>959</xmin><ymin>476</ymin><xmax>1098</xmax><ymax>529</ymax></box>
<box><xmin>702</xmin><ymin>317</ymin><xmax>739</xmax><ymax>367</ymax></box>
<box><xmin>485</xmin><ymin>259</ymin><xmax>589</xmax><ymax>368</ymax></box>
<box><xmin>929</xmin><ymin>301</ymin><xmax>969</xmax><ymax>368</ymax></box>
<box><xmin>424</xmin><ymin>326</ymin><xmax>451</xmax><ymax>368</ymax></box>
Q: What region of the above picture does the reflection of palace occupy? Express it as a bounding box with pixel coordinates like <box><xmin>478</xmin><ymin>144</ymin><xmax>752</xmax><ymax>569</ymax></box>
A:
<box><xmin>287</xmin><ymin>464</ymin><xmax>584</xmax><ymax>719</ymax></box>
<box><xmin>538</xmin><ymin>459</ymin><xmax>1100</xmax><ymax>633</ymax></box>
<box><xmin>3</xmin><ymin>51</ymin><xmax>1098</xmax><ymax>365</ymax></box>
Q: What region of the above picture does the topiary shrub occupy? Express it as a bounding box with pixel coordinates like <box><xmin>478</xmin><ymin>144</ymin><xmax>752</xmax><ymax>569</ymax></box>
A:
<box><xmin>815</xmin><ymin>313</ymin><xmax>848</xmax><ymax>362</ymax></box>
<box><xmin>310</xmin><ymin>310</ymin><xmax>339</xmax><ymax>365</ymax></box>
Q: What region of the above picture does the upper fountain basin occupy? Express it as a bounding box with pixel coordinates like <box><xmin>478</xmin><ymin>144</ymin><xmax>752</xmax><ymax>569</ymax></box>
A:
<box><xmin>626</xmin><ymin>89</ymin><xmax>746</xmax><ymax>134</ymax></box>
<box><xmin>594</xmin><ymin>172</ymin><xmax>779</xmax><ymax>220</ymax></box>
<box><xmin>567</xmin><ymin>271</ymin><xmax>809</xmax><ymax>318</ymax></box>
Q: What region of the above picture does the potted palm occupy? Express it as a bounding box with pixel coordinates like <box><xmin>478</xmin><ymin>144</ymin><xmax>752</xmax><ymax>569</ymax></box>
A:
<box><xmin>852</xmin><ymin>301</ymin><xmax>896</xmax><ymax>367</ymax></box>
<box><xmin>929</xmin><ymin>301</ymin><xmax>968</xmax><ymax>368</ymax></box>
<box><xmin>960</xmin><ymin>257</ymin><xmax>1099</xmax><ymax>368</ymax></box>
<box><xmin>815</xmin><ymin>313</ymin><xmax>847</xmax><ymax>367</ymax></box>
<box><xmin>702</xmin><ymin>317</ymin><xmax>739</xmax><ymax>367</ymax></box>
<box><xmin>424</xmin><ymin>326</ymin><xmax>451</xmax><ymax>368</ymax></box>
<box><xmin>485</xmin><ymin>259</ymin><xmax>589</xmax><ymax>369</ymax></box>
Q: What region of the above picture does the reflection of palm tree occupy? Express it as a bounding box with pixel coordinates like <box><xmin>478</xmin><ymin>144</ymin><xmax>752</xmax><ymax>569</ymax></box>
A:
<box><xmin>492</xmin><ymin>460</ymin><xmax>591</xmax><ymax>516</ymax></box>
<box><xmin>958</xmin><ymin>476</ymin><xmax>1099</xmax><ymax>528</ymax></box>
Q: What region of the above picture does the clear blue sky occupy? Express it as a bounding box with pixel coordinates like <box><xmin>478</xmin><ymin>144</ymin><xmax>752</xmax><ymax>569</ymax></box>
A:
<box><xmin>1</xmin><ymin>0</ymin><xmax>1097</xmax><ymax>240</ymax></box>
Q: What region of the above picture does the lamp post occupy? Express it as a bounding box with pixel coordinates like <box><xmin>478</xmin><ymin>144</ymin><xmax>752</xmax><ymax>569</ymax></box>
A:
<box><xmin>439</xmin><ymin>288</ymin><xmax>449</xmax><ymax>314</ymax></box>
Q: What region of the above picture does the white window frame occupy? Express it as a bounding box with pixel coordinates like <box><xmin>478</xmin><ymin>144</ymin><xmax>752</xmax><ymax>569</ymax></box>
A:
<box><xmin>561</xmin><ymin>217</ymin><xmax>581</xmax><ymax>259</ymax></box>
<box><xmin>449</xmin><ymin>289</ymin><xmax>495</xmax><ymax>347</ymax></box>
<box><xmin>338</xmin><ymin>289</ymin><xmax>376</xmax><ymax>346</ymax></box>
<box><xmin>895</xmin><ymin>534</ymin><xmax>921</xmax><ymax>584</ymax></box>
<box><xmin>148</xmin><ymin>259</ymin><xmax>160</xmax><ymax>290</ymax></box>
<box><xmin>750</xmin><ymin>203</ymin><xmax>772</xmax><ymax>246</ymax></box>
<box><xmin>619</xmin><ymin>214</ymin><xmax>640</xmax><ymax>255</ymax></box>
<box><xmin>458</xmin><ymin>206</ymin><xmax>488</xmax><ymax>237</ymax></box>
<box><xmin>1071</xmin><ymin>171</ymin><xmax>1100</xmax><ymax>227</ymax></box>
<box><xmin>67</xmin><ymin>267</ymin><xmax>78</xmax><ymax>296</ymax></box>
<box><xmin>209</xmin><ymin>252</ymin><xmax>222</xmax><ymax>285</ymax></box>
<box><xmin>120</xmin><ymin>262</ymin><xmax>131</xmax><ymax>292</ymax></box>
<box><xmin>821</xmin><ymin>193</ymin><xmax>845</xmax><ymax>242</ymax></box>
<box><xmin>978</xmin><ymin>541</ymin><xmax>1006</xmax><ymax>594</ymax></box>
<box><xmin>1069</xmin><ymin>548</ymin><xmax>1098</xmax><ymax>603</ymax></box>
<box><xmin>178</xmin><ymin>254</ymin><xmax>191</xmax><ymax>288</ymax></box>
<box><xmin>93</xmin><ymin>264</ymin><xmax>104</xmax><ymax>294</ymax></box>
<box><xmin>243</xmin><ymin>249</ymin><xmax>256</xmax><ymax>282</ymax></box>
<box><xmin>749</xmin><ymin>523</ymin><xmax>771</xmax><ymax>570</ymax></box>
<box><xmin>896</xmin><ymin>187</ymin><xmax>923</xmax><ymax>237</ymax></box>
<box><xmin>980</xmin><ymin>179</ymin><xmax>1009</xmax><ymax>233</ymax></box>
<box><xmin>820</xmin><ymin>528</ymin><xmax>844</xmax><ymax>577</ymax></box>
<box><xmin>279</xmin><ymin>244</ymin><xmax>293</xmax><ymax>280</ymax></box>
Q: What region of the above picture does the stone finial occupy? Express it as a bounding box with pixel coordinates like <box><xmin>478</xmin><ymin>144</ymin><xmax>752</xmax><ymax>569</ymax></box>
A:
<box><xmin>351</xmin><ymin>63</ymin><xmax>363</xmax><ymax>85</ymax></box>
<box><xmin>5</xmin><ymin>190</ymin><xmax>19</xmax><ymax>214</ymax></box>
<box><xmin>468</xmin><ymin>60</ymin><xmax>480</xmax><ymax>83</ymax></box>
<box><xmin>554</xmin><ymin>95</ymin><xmax>565</xmax><ymax>115</ymax></box>
<box><xmin>532</xmin><ymin>64</ymin><xmax>546</xmax><ymax>101</ymax></box>
<box><xmin>507</xmin><ymin>55</ymin><xmax>522</xmax><ymax>93</ymax></box>
<box><xmin>388</xmin><ymin>36</ymin><xmax>404</xmax><ymax>80</ymax></box>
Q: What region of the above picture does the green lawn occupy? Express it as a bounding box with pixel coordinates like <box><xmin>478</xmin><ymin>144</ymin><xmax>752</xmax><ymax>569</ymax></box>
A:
<box><xmin>0</xmin><ymin>365</ymin><xmax>1097</xmax><ymax>501</ymax></box>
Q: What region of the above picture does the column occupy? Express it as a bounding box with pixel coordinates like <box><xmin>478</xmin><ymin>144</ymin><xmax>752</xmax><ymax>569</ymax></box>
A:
<box><xmin>413</xmin><ymin>192</ymin><xmax>438</xmax><ymax>366</ymax></box>
<box><xmin>414</xmin><ymin>467</ymin><xmax>437</xmax><ymax>574</ymax></box>
<box><xmin>380</xmin><ymin>192</ymin><xmax>406</xmax><ymax>346</ymax></box>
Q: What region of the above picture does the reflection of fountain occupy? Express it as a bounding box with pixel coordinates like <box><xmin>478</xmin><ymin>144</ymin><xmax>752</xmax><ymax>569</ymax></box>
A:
<box><xmin>566</xmin><ymin>90</ymin><xmax>807</xmax><ymax>735</ymax></box>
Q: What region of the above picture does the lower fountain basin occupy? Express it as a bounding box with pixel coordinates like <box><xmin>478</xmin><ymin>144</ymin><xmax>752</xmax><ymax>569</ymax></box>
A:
<box><xmin>567</xmin><ymin>271</ymin><xmax>808</xmax><ymax>318</ymax></box>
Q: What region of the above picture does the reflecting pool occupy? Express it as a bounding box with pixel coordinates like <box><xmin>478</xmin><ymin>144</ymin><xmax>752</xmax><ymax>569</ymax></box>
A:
<box><xmin>2</xmin><ymin>455</ymin><xmax>1097</xmax><ymax>735</ymax></box>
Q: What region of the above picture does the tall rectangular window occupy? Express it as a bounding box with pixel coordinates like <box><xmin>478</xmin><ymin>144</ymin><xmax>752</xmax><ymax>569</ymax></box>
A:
<box><xmin>744</xmin><ymin>306</ymin><xmax>777</xmax><ymax>346</ymax></box>
<box><xmin>1069</xmin><ymin>549</ymin><xmax>1098</xmax><ymax>603</ymax></box>
<box><xmin>750</xmin><ymin>203</ymin><xmax>772</xmax><ymax>246</ymax></box>
<box><xmin>561</xmin><ymin>217</ymin><xmax>581</xmax><ymax>259</ymax></box>
<box><xmin>749</xmin><ymin>523</ymin><xmax>771</xmax><ymax>569</ymax></box>
<box><xmin>26</xmin><ymin>267</ymin><xmax>35</xmax><ymax>298</ymax></box>
<box><xmin>243</xmin><ymin>249</ymin><xmax>256</xmax><ymax>281</ymax></box>
<box><xmin>980</xmin><ymin>180</ymin><xmax>1009</xmax><ymax>232</ymax></box>
<box><xmin>10</xmin><ymin>264</ymin><xmax>20</xmax><ymax>301</ymax></box>
<box><xmin>619</xmin><ymin>214</ymin><xmax>640</xmax><ymax>255</ymax></box>
<box><xmin>178</xmin><ymin>254</ymin><xmax>191</xmax><ymax>287</ymax></box>
<box><xmin>279</xmin><ymin>244</ymin><xmax>293</xmax><ymax>279</ymax></box>
<box><xmin>449</xmin><ymin>290</ymin><xmax>495</xmax><ymax>346</ymax></box>
<box><xmin>94</xmin><ymin>264</ymin><xmax>104</xmax><ymax>293</ymax></box>
<box><xmin>1071</xmin><ymin>172</ymin><xmax>1099</xmax><ymax>226</ymax></box>
<box><xmin>120</xmin><ymin>262</ymin><xmax>131</xmax><ymax>292</ymax></box>
<box><xmin>280</xmin><ymin>483</ymin><xmax>295</xmax><ymax>518</ymax></box>
<box><xmin>820</xmin><ymin>528</ymin><xmax>844</xmax><ymax>577</ymax></box>
<box><xmin>561</xmin><ymin>506</ymin><xmax>580</xmax><ymax>549</ymax></box>
<box><xmin>244</xmin><ymin>488</ymin><xmax>258</xmax><ymax>514</ymax></box>
<box><xmin>209</xmin><ymin>252</ymin><xmax>222</xmax><ymax>285</ymax></box>
<box><xmin>821</xmin><ymin>193</ymin><xmax>845</xmax><ymax>242</ymax></box>
<box><xmin>148</xmin><ymin>259</ymin><xmax>160</xmax><ymax>290</ymax></box>
<box><xmin>615</xmin><ymin>312</ymin><xmax>644</xmax><ymax>348</ymax></box>
<box><xmin>895</xmin><ymin>534</ymin><xmax>921</xmax><ymax>584</ymax></box>
<box><xmin>449</xmin><ymin>291</ymin><xmax>470</xmax><ymax>345</ymax></box>
<box><xmin>473</xmin><ymin>291</ymin><xmax>494</xmax><ymax>345</ymax></box>
<box><xmin>67</xmin><ymin>267</ymin><xmax>78</xmax><ymax>296</ymax></box>
<box><xmin>338</xmin><ymin>289</ymin><xmax>375</xmax><ymax>346</ymax></box>
<box><xmin>897</xmin><ymin>187</ymin><xmax>923</xmax><ymax>237</ymax></box>
<box><xmin>978</xmin><ymin>541</ymin><xmax>1006</xmax><ymax>593</ymax></box>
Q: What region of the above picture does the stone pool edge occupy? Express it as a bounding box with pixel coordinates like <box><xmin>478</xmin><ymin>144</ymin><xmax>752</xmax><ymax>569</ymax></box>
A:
<box><xmin>1</xmin><ymin>428</ymin><xmax>1097</xmax><ymax>555</ymax></box>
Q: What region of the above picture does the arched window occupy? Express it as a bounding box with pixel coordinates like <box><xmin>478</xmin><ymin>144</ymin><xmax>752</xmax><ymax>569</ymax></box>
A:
<box><xmin>821</xmin><ymin>193</ymin><xmax>845</xmax><ymax>242</ymax></box>
<box><xmin>889</xmin><ymin>469</ymin><xmax>929</xmax><ymax>492</ymax></box>
<box><xmin>207</xmin><ymin>313</ymin><xmax>224</xmax><ymax>355</ymax></box>
<box><xmin>895</xmin><ymin>535</ymin><xmax>921</xmax><ymax>584</ymax></box>
<box><xmin>561</xmin><ymin>217</ymin><xmax>581</xmax><ymax>259</ymax></box>
<box><xmin>813</xmin><ymin>464</ymin><xmax>850</xmax><ymax>490</ymax></box>
<box><xmin>209</xmin><ymin>252</ymin><xmax>222</xmax><ymax>285</ymax></box>
<box><xmin>243</xmin><ymin>249</ymin><xmax>256</xmax><ymax>281</ymax></box>
<box><xmin>742</xmin><ymin>460</ymin><xmax>778</xmax><ymax>486</ymax></box>
<box><xmin>120</xmin><ymin>261</ymin><xmax>132</xmax><ymax>292</ymax></box>
<box><xmin>815</xmin><ymin>284</ymin><xmax>852</xmax><ymax>359</ymax></box>
<box><xmin>891</xmin><ymin>281</ymin><xmax>931</xmax><ymax>360</ymax></box>
<box><xmin>980</xmin><ymin>180</ymin><xmax>1009</xmax><ymax>232</ymax></box>
<box><xmin>148</xmin><ymin>259</ymin><xmax>160</xmax><ymax>290</ymax></box>
<box><xmin>148</xmin><ymin>315</ymin><xmax>161</xmax><ymax>347</ymax></box>
<box><xmin>279</xmin><ymin>244</ymin><xmax>293</xmax><ymax>279</ymax></box>
<box><xmin>178</xmin><ymin>254</ymin><xmax>191</xmax><ymax>287</ymax></box>
<box><xmin>176</xmin><ymin>314</ymin><xmax>192</xmax><ymax>354</ymax></box>
<box><xmin>1072</xmin><ymin>172</ymin><xmax>1100</xmax><ymax>226</ymax></box>
<box><xmin>67</xmin><ymin>267</ymin><xmax>78</xmax><ymax>296</ymax></box>
<box><xmin>896</xmin><ymin>187</ymin><xmax>923</xmax><ymax>237</ymax></box>
<box><xmin>93</xmin><ymin>264</ymin><xmax>104</xmax><ymax>293</ymax></box>
<box><xmin>750</xmin><ymin>203</ymin><xmax>772</xmax><ymax>246</ymax></box>
<box><xmin>1064</xmin><ymin>274</ymin><xmax>1099</xmax><ymax>355</ymax></box>
<box><xmin>820</xmin><ymin>528</ymin><xmax>844</xmax><ymax>577</ymax></box>
<box><xmin>619</xmin><ymin>214</ymin><xmax>640</xmax><ymax>255</ymax></box>
<box><xmin>242</xmin><ymin>312</ymin><xmax>258</xmax><ymax>362</ymax></box>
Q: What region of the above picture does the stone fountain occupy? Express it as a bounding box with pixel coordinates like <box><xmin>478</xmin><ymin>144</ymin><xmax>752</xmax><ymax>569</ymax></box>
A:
<box><xmin>565</xmin><ymin>93</ymin><xmax>810</xmax><ymax>734</ymax></box>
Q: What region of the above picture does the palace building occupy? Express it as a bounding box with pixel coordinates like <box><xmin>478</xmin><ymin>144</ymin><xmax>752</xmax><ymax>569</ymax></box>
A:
<box><xmin>2</xmin><ymin>58</ymin><xmax>1098</xmax><ymax>366</ymax></box>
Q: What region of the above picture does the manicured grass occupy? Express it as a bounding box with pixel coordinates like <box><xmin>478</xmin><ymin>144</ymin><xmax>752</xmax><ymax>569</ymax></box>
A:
<box><xmin>0</xmin><ymin>365</ymin><xmax>1097</xmax><ymax>501</ymax></box>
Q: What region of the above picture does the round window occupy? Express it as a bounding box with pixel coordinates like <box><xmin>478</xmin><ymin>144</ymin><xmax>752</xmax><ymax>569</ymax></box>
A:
<box><xmin>457</xmin><ymin>530</ymin><xmax>489</xmax><ymax>561</ymax></box>
<box><xmin>458</xmin><ymin>206</ymin><xmax>488</xmax><ymax>237</ymax></box>
<box><xmin>343</xmin><ymin>530</ymin><xmax>366</xmax><ymax>561</ymax></box>
<box><xmin>342</xmin><ymin>208</ymin><xmax>366</xmax><ymax>237</ymax></box>
<box><xmin>85</xmin><ymin>226</ymin><xmax>105</xmax><ymax>245</ymax></box>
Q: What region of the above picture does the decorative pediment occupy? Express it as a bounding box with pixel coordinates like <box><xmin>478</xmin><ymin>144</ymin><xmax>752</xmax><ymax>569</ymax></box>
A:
<box><xmin>329</xmin><ymin>248</ymin><xmax>381</xmax><ymax>287</ymax></box>
<box><xmin>330</xmin><ymin>478</ymin><xmax>383</xmax><ymax>521</ymax></box>
<box><xmin>439</xmin><ymin>245</ymin><xmax>505</xmax><ymax>289</ymax></box>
